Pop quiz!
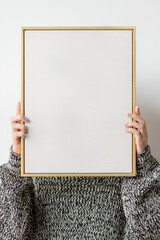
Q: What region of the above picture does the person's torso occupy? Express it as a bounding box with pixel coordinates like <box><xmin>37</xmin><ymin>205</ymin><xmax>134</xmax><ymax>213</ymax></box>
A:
<box><xmin>32</xmin><ymin>176</ymin><xmax>126</xmax><ymax>240</ymax></box>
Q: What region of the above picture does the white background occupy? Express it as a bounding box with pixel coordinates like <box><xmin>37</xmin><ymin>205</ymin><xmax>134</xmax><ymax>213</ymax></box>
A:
<box><xmin>0</xmin><ymin>0</ymin><xmax>160</xmax><ymax>165</ymax></box>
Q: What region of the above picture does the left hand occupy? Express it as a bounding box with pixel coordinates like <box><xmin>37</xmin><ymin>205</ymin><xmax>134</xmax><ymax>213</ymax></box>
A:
<box><xmin>124</xmin><ymin>106</ymin><xmax>148</xmax><ymax>155</ymax></box>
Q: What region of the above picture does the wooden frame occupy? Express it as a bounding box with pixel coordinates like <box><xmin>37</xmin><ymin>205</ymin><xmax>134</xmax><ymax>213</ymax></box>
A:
<box><xmin>21</xmin><ymin>26</ymin><xmax>136</xmax><ymax>177</ymax></box>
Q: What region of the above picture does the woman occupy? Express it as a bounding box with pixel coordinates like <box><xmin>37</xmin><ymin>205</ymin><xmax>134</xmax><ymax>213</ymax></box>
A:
<box><xmin>0</xmin><ymin>102</ymin><xmax>159</xmax><ymax>240</ymax></box>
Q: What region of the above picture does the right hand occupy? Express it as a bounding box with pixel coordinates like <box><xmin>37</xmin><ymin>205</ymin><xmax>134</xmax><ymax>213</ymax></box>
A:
<box><xmin>11</xmin><ymin>101</ymin><xmax>30</xmax><ymax>154</ymax></box>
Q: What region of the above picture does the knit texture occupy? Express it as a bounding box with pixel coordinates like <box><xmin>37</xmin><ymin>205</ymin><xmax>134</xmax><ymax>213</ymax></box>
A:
<box><xmin>0</xmin><ymin>144</ymin><xmax>160</xmax><ymax>240</ymax></box>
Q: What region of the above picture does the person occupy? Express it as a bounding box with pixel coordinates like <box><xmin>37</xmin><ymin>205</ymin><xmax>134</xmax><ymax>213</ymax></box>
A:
<box><xmin>0</xmin><ymin>101</ymin><xmax>159</xmax><ymax>240</ymax></box>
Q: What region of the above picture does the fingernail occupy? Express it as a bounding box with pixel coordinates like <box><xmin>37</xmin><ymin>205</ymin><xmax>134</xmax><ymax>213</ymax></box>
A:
<box><xmin>128</xmin><ymin>113</ymin><xmax>131</xmax><ymax>116</ymax></box>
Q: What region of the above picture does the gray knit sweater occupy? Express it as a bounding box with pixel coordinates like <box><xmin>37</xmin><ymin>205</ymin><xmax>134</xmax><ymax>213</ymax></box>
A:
<box><xmin>0</xmin><ymin>144</ymin><xmax>160</xmax><ymax>240</ymax></box>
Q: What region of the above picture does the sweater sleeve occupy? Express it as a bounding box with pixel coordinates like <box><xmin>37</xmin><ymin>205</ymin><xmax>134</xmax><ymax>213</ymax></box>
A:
<box><xmin>121</xmin><ymin>144</ymin><xmax>160</xmax><ymax>240</ymax></box>
<box><xmin>0</xmin><ymin>145</ymin><xmax>36</xmax><ymax>240</ymax></box>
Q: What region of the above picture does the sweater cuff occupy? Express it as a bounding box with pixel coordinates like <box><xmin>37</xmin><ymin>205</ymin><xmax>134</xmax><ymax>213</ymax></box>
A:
<box><xmin>9</xmin><ymin>144</ymin><xmax>21</xmax><ymax>168</ymax></box>
<box><xmin>136</xmin><ymin>144</ymin><xmax>159</xmax><ymax>175</ymax></box>
<box><xmin>136</xmin><ymin>144</ymin><xmax>150</xmax><ymax>162</ymax></box>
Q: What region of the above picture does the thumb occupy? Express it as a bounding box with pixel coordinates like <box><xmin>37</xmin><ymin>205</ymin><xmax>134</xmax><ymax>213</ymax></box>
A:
<box><xmin>135</xmin><ymin>105</ymin><xmax>140</xmax><ymax>116</ymax></box>
<box><xmin>16</xmin><ymin>101</ymin><xmax>21</xmax><ymax>116</ymax></box>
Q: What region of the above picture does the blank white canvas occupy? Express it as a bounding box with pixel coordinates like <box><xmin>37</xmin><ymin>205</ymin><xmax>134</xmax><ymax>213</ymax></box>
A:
<box><xmin>25</xmin><ymin>30</ymin><xmax>132</xmax><ymax>173</ymax></box>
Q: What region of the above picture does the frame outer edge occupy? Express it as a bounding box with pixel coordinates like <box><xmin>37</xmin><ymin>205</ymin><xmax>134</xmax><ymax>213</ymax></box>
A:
<box><xmin>21</xmin><ymin>26</ymin><xmax>136</xmax><ymax>177</ymax></box>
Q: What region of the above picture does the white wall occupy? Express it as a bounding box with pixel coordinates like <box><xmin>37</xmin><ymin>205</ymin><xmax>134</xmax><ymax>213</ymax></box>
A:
<box><xmin>0</xmin><ymin>0</ymin><xmax>160</xmax><ymax>165</ymax></box>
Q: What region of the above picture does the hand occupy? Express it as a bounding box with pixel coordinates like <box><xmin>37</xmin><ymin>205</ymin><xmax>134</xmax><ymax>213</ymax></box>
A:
<box><xmin>11</xmin><ymin>101</ymin><xmax>30</xmax><ymax>154</ymax></box>
<box><xmin>124</xmin><ymin>106</ymin><xmax>148</xmax><ymax>155</ymax></box>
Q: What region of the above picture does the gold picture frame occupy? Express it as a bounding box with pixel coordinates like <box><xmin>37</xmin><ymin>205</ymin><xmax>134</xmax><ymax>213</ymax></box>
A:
<box><xmin>21</xmin><ymin>26</ymin><xmax>136</xmax><ymax>177</ymax></box>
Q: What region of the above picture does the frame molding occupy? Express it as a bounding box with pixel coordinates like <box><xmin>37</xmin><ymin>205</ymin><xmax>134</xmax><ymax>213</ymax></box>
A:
<box><xmin>21</xmin><ymin>26</ymin><xmax>136</xmax><ymax>177</ymax></box>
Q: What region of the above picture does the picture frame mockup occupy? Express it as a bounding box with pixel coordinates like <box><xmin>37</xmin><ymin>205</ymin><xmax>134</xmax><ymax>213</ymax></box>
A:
<box><xmin>21</xmin><ymin>26</ymin><xmax>136</xmax><ymax>177</ymax></box>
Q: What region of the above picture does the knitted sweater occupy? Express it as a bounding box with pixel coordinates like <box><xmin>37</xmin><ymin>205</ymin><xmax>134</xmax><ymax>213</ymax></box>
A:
<box><xmin>0</xmin><ymin>144</ymin><xmax>160</xmax><ymax>240</ymax></box>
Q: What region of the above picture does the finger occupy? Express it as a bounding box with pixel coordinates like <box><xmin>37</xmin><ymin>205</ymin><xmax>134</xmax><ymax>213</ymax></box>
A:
<box><xmin>125</xmin><ymin>121</ymin><xmax>142</xmax><ymax>130</ymax></box>
<box><xmin>13</xmin><ymin>131</ymin><xmax>27</xmax><ymax>139</ymax></box>
<box><xmin>12</xmin><ymin>123</ymin><xmax>28</xmax><ymax>133</ymax></box>
<box><xmin>11</xmin><ymin>115</ymin><xmax>30</xmax><ymax>124</ymax></box>
<box><xmin>16</xmin><ymin>101</ymin><xmax>21</xmax><ymax>115</ymax></box>
<box><xmin>137</xmin><ymin>106</ymin><xmax>140</xmax><ymax>116</ymax></box>
<box><xmin>125</xmin><ymin>121</ymin><xmax>147</xmax><ymax>138</ymax></box>
<box><xmin>16</xmin><ymin>102</ymin><xmax>21</xmax><ymax>124</ymax></box>
<box><xmin>135</xmin><ymin>105</ymin><xmax>140</xmax><ymax>116</ymax></box>
<box><xmin>126</xmin><ymin>113</ymin><xmax>145</xmax><ymax>125</ymax></box>
<box><xmin>125</xmin><ymin>127</ymin><xmax>142</xmax><ymax>140</ymax></box>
